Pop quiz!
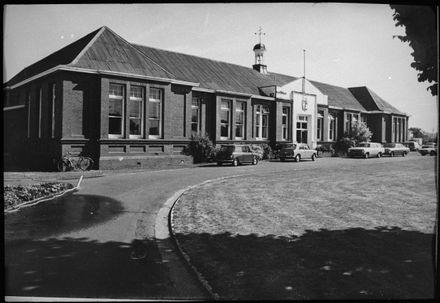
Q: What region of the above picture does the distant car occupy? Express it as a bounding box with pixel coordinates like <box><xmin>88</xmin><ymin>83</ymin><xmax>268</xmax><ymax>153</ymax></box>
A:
<box><xmin>348</xmin><ymin>142</ymin><xmax>385</xmax><ymax>159</ymax></box>
<box><xmin>418</xmin><ymin>144</ymin><xmax>437</xmax><ymax>156</ymax></box>
<box><xmin>215</xmin><ymin>144</ymin><xmax>259</xmax><ymax>166</ymax></box>
<box><xmin>383</xmin><ymin>143</ymin><xmax>410</xmax><ymax>157</ymax></box>
<box><xmin>273</xmin><ymin>143</ymin><xmax>295</xmax><ymax>159</ymax></box>
<box><xmin>250</xmin><ymin>145</ymin><xmax>264</xmax><ymax>160</ymax></box>
<box><xmin>279</xmin><ymin>143</ymin><xmax>317</xmax><ymax>162</ymax></box>
<box><xmin>402</xmin><ymin>141</ymin><xmax>421</xmax><ymax>151</ymax></box>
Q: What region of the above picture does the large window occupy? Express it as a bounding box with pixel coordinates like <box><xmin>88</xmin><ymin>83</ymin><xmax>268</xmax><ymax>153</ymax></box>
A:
<box><xmin>191</xmin><ymin>97</ymin><xmax>201</xmax><ymax>134</ymax></box>
<box><xmin>149</xmin><ymin>88</ymin><xmax>162</xmax><ymax>138</ymax></box>
<box><xmin>345</xmin><ymin>112</ymin><xmax>359</xmax><ymax>132</ymax></box>
<box><xmin>317</xmin><ymin>111</ymin><xmax>324</xmax><ymax>141</ymax></box>
<box><xmin>296</xmin><ymin>115</ymin><xmax>308</xmax><ymax>144</ymax></box>
<box><xmin>220</xmin><ymin>99</ymin><xmax>231</xmax><ymax>139</ymax></box>
<box><xmin>329</xmin><ymin>114</ymin><xmax>337</xmax><ymax>141</ymax></box>
<box><xmin>38</xmin><ymin>88</ymin><xmax>42</xmax><ymax>138</ymax></box>
<box><xmin>51</xmin><ymin>84</ymin><xmax>56</xmax><ymax>138</ymax></box>
<box><xmin>235</xmin><ymin>101</ymin><xmax>246</xmax><ymax>139</ymax></box>
<box><xmin>282</xmin><ymin>106</ymin><xmax>289</xmax><ymax>141</ymax></box>
<box><xmin>26</xmin><ymin>92</ymin><xmax>31</xmax><ymax>138</ymax></box>
<box><xmin>129</xmin><ymin>86</ymin><xmax>144</xmax><ymax>138</ymax></box>
<box><xmin>255</xmin><ymin>104</ymin><xmax>269</xmax><ymax>139</ymax></box>
<box><xmin>109</xmin><ymin>84</ymin><xmax>124</xmax><ymax>138</ymax></box>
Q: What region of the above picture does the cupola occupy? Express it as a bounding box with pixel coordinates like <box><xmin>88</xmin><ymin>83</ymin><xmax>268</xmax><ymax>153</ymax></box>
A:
<box><xmin>252</xmin><ymin>27</ymin><xmax>268</xmax><ymax>74</ymax></box>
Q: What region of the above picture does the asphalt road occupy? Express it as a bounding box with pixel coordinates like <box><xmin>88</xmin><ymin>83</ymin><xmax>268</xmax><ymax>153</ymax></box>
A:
<box><xmin>4</xmin><ymin>153</ymin><xmax>437</xmax><ymax>300</ymax></box>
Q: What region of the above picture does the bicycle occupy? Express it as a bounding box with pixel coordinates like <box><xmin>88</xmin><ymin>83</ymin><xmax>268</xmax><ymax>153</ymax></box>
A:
<box><xmin>56</xmin><ymin>152</ymin><xmax>94</xmax><ymax>172</ymax></box>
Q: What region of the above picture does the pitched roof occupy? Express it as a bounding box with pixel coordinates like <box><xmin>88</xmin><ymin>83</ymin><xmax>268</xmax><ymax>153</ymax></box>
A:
<box><xmin>5</xmin><ymin>26</ymin><xmax>406</xmax><ymax>116</ymax></box>
<box><xmin>348</xmin><ymin>86</ymin><xmax>405</xmax><ymax>115</ymax></box>
<box><xmin>310</xmin><ymin>80</ymin><xmax>367</xmax><ymax>112</ymax></box>
<box><xmin>132</xmin><ymin>44</ymin><xmax>278</xmax><ymax>95</ymax></box>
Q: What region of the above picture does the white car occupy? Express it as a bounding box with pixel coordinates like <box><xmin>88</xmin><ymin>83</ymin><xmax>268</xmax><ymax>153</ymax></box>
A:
<box><xmin>348</xmin><ymin>142</ymin><xmax>385</xmax><ymax>159</ymax></box>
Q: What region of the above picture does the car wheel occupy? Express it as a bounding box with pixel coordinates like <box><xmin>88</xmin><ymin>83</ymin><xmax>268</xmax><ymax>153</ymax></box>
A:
<box><xmin>232</xmin><ymin>159</ymin><xmax>238</xmax><ymax>166</ymax></box>
<box><xmin>280</xmin><ymin>157</ymin><xmax>285</xmax><ymax>162</ymax></box>
<box><xmin>252</xmin><ymin>157</ymin><xmax>258</xmax><ymax>165</ymax></box>
<box><xmin>402</xmin><ymin>152</ymin><xmax>406</xmax><ymax>157</ymax></box>
<box><xmin>217</xmin><ymin>162</ymin><xmax>222</xmax><ymax>166</ymax></box>
<box><xmin>364</xmin><ymin>153</ymin><xmax>369</xmax><ymax>159</ymax></box>
<box><xmin>430</xmin><ymin>151</ymin><xmax>435</xmax><ymax>156</ymax></box>
<box><xmin>390</xmin><ymin>152</ymin><xmax>394</xmax><ymax>157</ymax></box>
<box><xmin>295</xmin><ymin>155</ymin><xmax>301</xmax><ymax>162</ymax></box>
<box><xmin>311</xmin><ymin>154</ymin><xmax>316</xmax><ymax>161</ymax></box>
<box><xmin>377</xmin><ymin>152</ymin><xmax>382</xmax><ymax>158</ymax></box>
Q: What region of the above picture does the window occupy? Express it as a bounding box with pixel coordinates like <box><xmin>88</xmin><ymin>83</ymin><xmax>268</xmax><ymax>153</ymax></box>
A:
<box><xmin>51</xmin><ymin>84</ymin><xmax>56</xmax><ymax>138</ymax></box>
<box><xmin>345</xmin><ymin>112</ymin><xmax>360</xmax><ymax>131</ymax></box>
<box><xmin>329</xmin><ymin>114</ymin><xmax>337</xmax><ymax>141</ymax></box>
<box><xmin>26</xmin><ymin>92</ymin><xmax>31</xmax><ymax>138</ymax></box>
<box><xmin>296</xmin><ymin>115</ymin><xmax>308</xmax><ymax>143</ymax></box>
<box><xmin>191</xmin><ymin>97</ymin><xmax>201</xmax><ymax>134</ymax></box>
<box><xmin>129</xmin><ymin>86</ymin><xmax>144</xmax><ymax>138</ymax></box>
<box><xmin>149</xmin><ymin>88</ymin><xmax>162</xmax><ymax>138</ymax></box>
<box><xmin>109</xmin><ymin>84</ymin><xmax>124</xmax><ymax>138</ymax></box>
<box><xmin>220</xmin><ymin>99</ymin><xmax>231</xmax><ymax>139</ymax></box>
<box><xmin>235</xmin><ymin>101</ymin><xmax>246</xmax><ymax>139</ymax></box>
<box><xmin>255</xmin><ymin>104</ymin><xmax>269</xmax><ymax>139</ymax></box>
<box><xmin>317</xmin><ymin>111</ymin><xmax>324</xmax><ymax>141</ymax></box>
<box><xmin>282</xmin><ymin>106</ymin><xmax>289</xmax><ymax>141</ymax></box>
<box><xmin>38</xmin><ymin>88</ymin><xmax>42</xmax><ymax>138</ymax></box>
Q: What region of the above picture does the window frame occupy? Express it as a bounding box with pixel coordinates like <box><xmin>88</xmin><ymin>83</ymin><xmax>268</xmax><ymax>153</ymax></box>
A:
<box><xmin>317</xmin><ymin>111</ymin><xmax>324</xmax><ymax>141</ymax></box>
<box><xmin>235</xmin><ymin>100</ymin><xmax>246</xmax><ymax>139</ymax></box>
<box><xmin>51</xmin><ymin>83</ymin><xmax>56</xmax><ymax>138</ymax></box>
<box><xmin>282</xmin><ymin>106</ymin><xmax>289</xmax><ymax>141</ymax></box>
<box><xmin>108</xmin><ymin>83</ymin><xmax>125</xmax><ymax>138</ymax></box>
<box><xmin>26</xmin><ymin>91</ymin><xmax>31</xmax><ymax>139</ymax></box>
<box><xmin>191</xmin><ymin>97</ymin><xmax>201</xmax><ymax>135</ymax></box>
<box><xmin>220</xmin><ymin>99</ymin><xmax>232</xmax><ymax>140</ymax></box>
<box><xmin>255</xmin><ymin>104</ymin><xmax>269</xmax><ymax>140</ymax></box>
<box><xmin>148</xmin><ymin>87</ymin><xmax>163</xmax><ymax>139</ymax></box>
<box><xmin>38</xmin><ymin>87</ymin><xmax>42</xmax><ymax>138</ymax></box>
<box><xmin>129</xmin><ymin>85</ymin><xmax>144</xmax><ymax>139</ymax></box>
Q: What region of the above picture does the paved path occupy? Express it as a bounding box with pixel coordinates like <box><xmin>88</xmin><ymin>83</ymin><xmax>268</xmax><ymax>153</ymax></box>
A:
<box><xmin>4</xmin><ymin>153</ymin><xmax>434</xmax><ymax>300</ymax></box>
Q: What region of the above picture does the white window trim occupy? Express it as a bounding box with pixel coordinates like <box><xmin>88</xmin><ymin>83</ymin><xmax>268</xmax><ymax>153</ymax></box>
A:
<box><xmin>108</xmin><ymin>84</ymin><xmax>125</xmax><ymax>139</ymax></box>
<box><xmin>148</xmin><ymin>88</ymin><xmax>162</xmax><ymax>139</ymax></box>
<box><xmin>220</xmin><ymin>99</ymin><xmax>231</xmax><ymax>140</ymax></box>
<box><xmin>235</xmin><ymin>101</ymin><xmax>245</xmax><ymax>140</ymax></box>
<box><xmin>255</xmin><ymin>104</ymin><xmax>269</xmax><ymax>140</ymax></box>
<box><xmin>282</xmin><ymin>106</ymin><xmax>289</xmax><ymax>141</ymax></box>
<box><xmin>51</xmin><ymin>84</ymin><xmax>56</xmax><ymax>138</ymax></box>
<box><xmin>191</xmin><ymin>97</ymin><xmax>201</xmax><ymax>134</ymax></box>
<box><xmin>38</xmin><ymin>88</ymin><xmax>42</xmax><ymax>138</ymax></box>
<box><xmin>129</xmin><ymin>86</ymin><xmax>144</xmax><ymax>139</ymax></box>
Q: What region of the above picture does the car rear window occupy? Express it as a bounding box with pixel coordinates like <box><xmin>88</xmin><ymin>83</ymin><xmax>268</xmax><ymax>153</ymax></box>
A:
<box><xmin>358</xmin><ymin>143</ymin><xmax>370</xmax><ymax>147</ymax></box>
<box><xmin>383</xmin><ymin>143</ymin><xmax>395</xmax><ymax>147</ymax></box>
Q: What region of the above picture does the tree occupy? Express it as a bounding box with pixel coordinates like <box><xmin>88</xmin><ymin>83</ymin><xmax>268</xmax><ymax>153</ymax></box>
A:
<box><xmin>390</xmin><ymin>5</ymin><xmax>438</xmax><ymax>96</ymax></box>
<box><xmin>335</xmin><ymin>122</ymin><xmax>373</xmax><ymax>155</ymax></box>
<box><xmin>408</xmin><ymin>127</ymin><xmax>425</xmax><ymax>138</ymax></box>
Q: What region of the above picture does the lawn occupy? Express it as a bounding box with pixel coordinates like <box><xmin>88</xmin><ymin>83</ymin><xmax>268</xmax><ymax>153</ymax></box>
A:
<box><xmin>171</xmin><ymin>157</ymin><xmax>437</xmax><ymax>300</ymax></box>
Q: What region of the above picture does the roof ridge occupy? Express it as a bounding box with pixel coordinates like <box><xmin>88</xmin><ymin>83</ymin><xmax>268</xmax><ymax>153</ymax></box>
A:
<box><xmin>132</xmin><ymin>43</ymin><xmax>271</xmax><ymax>76</ymax></box>
<box><xmin>102</xmin><ymin>27</ymin><xmax>177</xmax><ymax>79</ymax></box>
<box><xmin>69</xmin><ymin>26</ymin><xmax>107</xmax><ymax>65</ymax></box>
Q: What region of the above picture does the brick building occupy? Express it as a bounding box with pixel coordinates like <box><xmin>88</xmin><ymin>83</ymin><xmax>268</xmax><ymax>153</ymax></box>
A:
<box><xmin>3</xmin><ymin>26</ymin><xmax>409</xmax><ymax>170</ymax></box>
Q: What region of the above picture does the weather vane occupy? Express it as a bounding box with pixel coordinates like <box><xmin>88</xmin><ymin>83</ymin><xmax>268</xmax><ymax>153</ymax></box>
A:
<box><xmin>254</xmin><ymin>26</ymin><xmax>266</xmax><ymax>44</ymax></box>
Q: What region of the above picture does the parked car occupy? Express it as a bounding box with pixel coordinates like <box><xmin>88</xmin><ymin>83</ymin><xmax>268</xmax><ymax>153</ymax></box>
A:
<box><xmin>402</xmin><ymin>141</ymin><xmax>421</xmax><ymax>151</ymax></box>
<box><xmin>215</xmin><ymin>144</ymin><xmax>259</xmax><ymax>166</ymax></box>
<box><xmin>348</xmin><ymin>142</ymin><xmax>385</xmax><ymax>158</ymax></box>
<box><xmin>383</xmin><ymin>143</ymin><xmax>410</xmax><ymax>157</ymax></box>
<box><xmin>418</xmin><ymin>144</ymin><xmax>437</xmax><ymax>156</ymax></box>
<box><xmin>273</xmin><ymin>143</ymin><xmax>294</xmax><ymax>159</ymax></box>
<box><xmin>250</xmin><ymin>145</ymin><xmax>264</xmax><ymax>160</ymax></box>
<box><xmin>279</xmin><ymin>143</ymin><xmax>317</xmax><ymax>162</ymax></box>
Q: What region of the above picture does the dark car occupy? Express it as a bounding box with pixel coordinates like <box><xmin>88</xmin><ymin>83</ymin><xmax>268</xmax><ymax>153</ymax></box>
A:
<box><xmin>402</xmin><ymin>141</ymin><xmax>421</xmax><ymax>151</ymax></box>
<box><xmin>215</xmin><ymin>144</ymin><xmax>259</xmax><ymax>166</ymax></box>
<box><xmin>279</xmin><ymin>143</ymin><xmax>317</xmax><ymax>162</ymax></box>
<box><xmin>383</xmin><ymin>143</ymin><xmax>410</xmax><ymax>157</ymax></box>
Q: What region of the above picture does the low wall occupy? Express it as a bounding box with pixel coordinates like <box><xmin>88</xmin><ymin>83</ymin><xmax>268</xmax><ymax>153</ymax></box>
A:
<box><xmin>98</xmin><ymin>154</ymin><xmax>195</xmax><ymax>170</ymax></box>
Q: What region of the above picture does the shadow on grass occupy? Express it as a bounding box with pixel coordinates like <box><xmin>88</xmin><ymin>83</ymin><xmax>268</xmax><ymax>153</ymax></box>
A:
<box><xmin>5</xmin><ymin>237</ymin><xmax>175</xmax><ymax>299</ymax></box>
<box><xmin>175</xmin><ymin>226</ymin><xmax>436</xmax><ymax>300</ymax></box>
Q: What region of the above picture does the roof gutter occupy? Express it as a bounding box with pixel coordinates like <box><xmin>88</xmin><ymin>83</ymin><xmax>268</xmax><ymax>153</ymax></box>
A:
<box><xmin>5</xmin><ymin>65</ymin><xmax>200</xmax><ymax>90</ymax></box>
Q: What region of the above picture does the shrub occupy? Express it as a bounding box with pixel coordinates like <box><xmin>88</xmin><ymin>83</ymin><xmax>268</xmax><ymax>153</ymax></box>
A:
<box><xmin>184</xmin><ymin>133</ymin><xmax>216</xmax><ymax>164</ymax></box>
<box><xmin>335</xmin><ymin>122</ymin><xmax>373</xmax><ymax>155</ymax></box>
<box><xmin>251</xmin><ymin>143</ymin><xmax>273</xmax><ymax>160</ymax></box>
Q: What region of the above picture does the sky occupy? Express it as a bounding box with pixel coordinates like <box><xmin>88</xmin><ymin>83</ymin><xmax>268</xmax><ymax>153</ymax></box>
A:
<box><xmin>3</xmin><ymin>3</ymin><xmax>438</xmax><ymax>132</ymax></box>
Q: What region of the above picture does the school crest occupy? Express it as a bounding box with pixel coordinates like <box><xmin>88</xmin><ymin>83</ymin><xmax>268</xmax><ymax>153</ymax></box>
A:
<box><xmin>302</xmin><ymin>98</ymin><xmax>308</xmax><ymax>111</ymax></box>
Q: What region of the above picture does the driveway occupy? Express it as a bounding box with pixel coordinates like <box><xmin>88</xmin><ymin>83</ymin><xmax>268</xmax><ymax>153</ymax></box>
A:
<box><xmin>4</xmin><ymin>153</ymin><xmax>436</xmax><ymax>299</ymax></box>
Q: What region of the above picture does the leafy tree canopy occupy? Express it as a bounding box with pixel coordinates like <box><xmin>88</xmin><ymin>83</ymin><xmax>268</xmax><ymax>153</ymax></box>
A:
<box><xmin>390</xmin><ymin>5</ymin><xmax>438</xmax><ymax>96</ymax></box>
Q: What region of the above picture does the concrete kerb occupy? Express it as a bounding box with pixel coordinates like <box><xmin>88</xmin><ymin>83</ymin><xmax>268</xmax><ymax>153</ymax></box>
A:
<box><xmin>154</xmin><ymin>173</ymin><xmax>250</xmax><ymax>300</ymax></box>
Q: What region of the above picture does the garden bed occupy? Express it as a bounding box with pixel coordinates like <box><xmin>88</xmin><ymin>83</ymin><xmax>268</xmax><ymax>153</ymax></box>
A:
<box><xmin>4</xmin><ymin>182</ymin><xmax>75</xmax><ymax>211</ymax></box>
